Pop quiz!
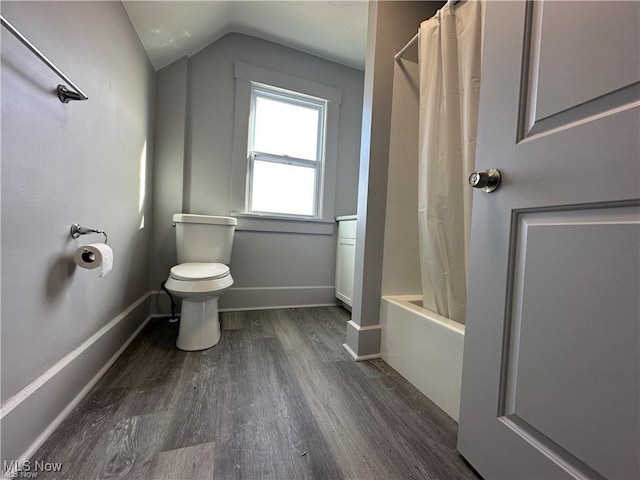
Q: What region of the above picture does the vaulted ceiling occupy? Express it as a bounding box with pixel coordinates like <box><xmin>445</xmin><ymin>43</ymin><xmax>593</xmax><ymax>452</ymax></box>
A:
<box><xmin>122</xmin><ymin>1</ymin><xmax>369</xmax><ymax>71</ymax></box>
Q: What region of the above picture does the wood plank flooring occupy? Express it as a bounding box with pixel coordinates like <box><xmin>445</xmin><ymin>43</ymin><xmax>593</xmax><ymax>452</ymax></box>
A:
<box><xmin>31</xmin><ymin>307</ymin><xmax>478</xmax><ymax>480</ymax></box>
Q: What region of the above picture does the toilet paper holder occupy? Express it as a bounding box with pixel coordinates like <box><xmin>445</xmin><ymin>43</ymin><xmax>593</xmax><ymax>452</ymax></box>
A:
<box><xmin>70</xmin><ymin>223</ymin><xmax>108</xmax><ymax>244</ymax></box>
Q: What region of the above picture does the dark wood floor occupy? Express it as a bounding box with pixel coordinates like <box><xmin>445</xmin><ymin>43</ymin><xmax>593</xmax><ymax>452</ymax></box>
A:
<box><xmin>32</xmin><ymin>307</ymin><xmax>478</xmax><ymax>480</ymax></box>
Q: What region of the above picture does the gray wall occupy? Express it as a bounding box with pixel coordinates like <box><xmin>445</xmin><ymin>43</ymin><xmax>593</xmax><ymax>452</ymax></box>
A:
<box><xmin>1</xmin><ymin>0</ymin><xmax>154</xmax><ymax>411</ymax></box>
<box><xmin>149</xmin><ymin>57</ymin><xmax>188</xmax><ymax>303</ymax></box>
<box><xmin>151</xmin><ymin>33</ymin><xmax>364</xmax><ymax>309</ymax></box>
<box><xmin>347</xmin><ymin>1</ymin><xmax>444</xmax><ymax>357</ymax></box>
<box><xmin>381</xmin><ymin>62</ymin><xmax>422</xmax><ymax>296</ymax></box>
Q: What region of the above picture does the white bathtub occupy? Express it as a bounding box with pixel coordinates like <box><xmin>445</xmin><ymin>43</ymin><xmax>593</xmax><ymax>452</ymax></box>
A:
<box><xmin>379</xmin><ymin>295</ymin><xmax>464</xmax><ymax>421</ymax></box>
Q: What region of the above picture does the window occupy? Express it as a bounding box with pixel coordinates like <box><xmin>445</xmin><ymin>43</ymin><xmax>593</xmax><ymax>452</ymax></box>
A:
<box><xmin>247</xmin><ymin>85</ymin><xmax>326</xmax><ymax>217</ymax></box>
<box><xmin>231</xmin><ymin>62</ymin><xmax>342</xmax><ymax>233</ymax></box>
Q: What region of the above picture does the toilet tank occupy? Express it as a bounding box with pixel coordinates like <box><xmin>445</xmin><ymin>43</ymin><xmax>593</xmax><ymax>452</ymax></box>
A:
<box><xmin>173</xmin><ymin>214</ymin><xmax>237</xmax><ymax>264</ymax></box>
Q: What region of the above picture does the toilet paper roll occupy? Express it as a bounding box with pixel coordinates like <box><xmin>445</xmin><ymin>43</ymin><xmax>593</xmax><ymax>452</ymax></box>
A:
<box><xmin>73</xmin><ymin>243</ymin><xmax>113</xmax><ymax>277</ymax></box>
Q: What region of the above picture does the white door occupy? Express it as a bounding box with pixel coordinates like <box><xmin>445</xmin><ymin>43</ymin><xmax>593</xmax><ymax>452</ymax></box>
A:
<box><xmin>458</xmin><ymin>2</ymin><xmax>639</xmax><ymax>479</ymax></box>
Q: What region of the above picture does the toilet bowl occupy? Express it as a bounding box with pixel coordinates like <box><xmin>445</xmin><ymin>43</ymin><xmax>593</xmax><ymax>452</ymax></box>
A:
<box><xmin>165</xmin><ymin>263</ymin><xmax>233</xmax><ymax>351</ymax></box>
<box><xmin>167</xmin><ymin>214</ymin><xmax>237</xmax><ymax>351</ymax></box>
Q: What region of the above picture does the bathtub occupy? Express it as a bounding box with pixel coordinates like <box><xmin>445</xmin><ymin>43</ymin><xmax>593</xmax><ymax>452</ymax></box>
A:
<box><xmin>379</xmin><ymin>295</ymin><xmax>464</xmax><ymax>421</ymax></box>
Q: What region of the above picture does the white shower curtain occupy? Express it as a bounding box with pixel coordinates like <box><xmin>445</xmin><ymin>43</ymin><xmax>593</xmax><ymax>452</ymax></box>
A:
<box><xmin>418</xmin><ymin>0</ymin><xmax>482</xmax><ymax>324</ymax></box>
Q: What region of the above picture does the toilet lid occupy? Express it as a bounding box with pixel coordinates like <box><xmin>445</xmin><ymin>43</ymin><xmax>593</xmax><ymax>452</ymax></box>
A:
<box><xmin>170</xmin><ymin>263</ymin><xmax>230</xmax><ymax>281</ymax></box>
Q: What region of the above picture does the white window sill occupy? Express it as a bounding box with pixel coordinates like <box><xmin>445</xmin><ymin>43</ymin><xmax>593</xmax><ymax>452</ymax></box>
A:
<box><xmin>230</xmin><ymin>212</ymin><xmax>335</xmax><ymax>235</ymax></box>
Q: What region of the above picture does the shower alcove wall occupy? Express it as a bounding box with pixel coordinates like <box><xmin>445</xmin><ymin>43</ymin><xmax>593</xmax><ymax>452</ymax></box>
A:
<box><xmin>378</xmin><ymin>56</ymin><xmax>465</xmax><ymax>422</ymax></box>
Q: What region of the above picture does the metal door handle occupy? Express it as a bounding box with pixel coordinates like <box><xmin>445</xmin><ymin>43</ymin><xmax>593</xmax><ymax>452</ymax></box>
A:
<box><xmin>469</xmin><ymin>168</ymin><xmax>502</xmax><ymax>193</ymax></box>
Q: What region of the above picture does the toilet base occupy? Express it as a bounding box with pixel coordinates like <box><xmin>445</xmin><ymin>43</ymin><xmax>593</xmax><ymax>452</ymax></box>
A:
<box><xmin>176</xmin><ymin>296</ymin><xmax>221</xmax><ymax>351</ymax></box>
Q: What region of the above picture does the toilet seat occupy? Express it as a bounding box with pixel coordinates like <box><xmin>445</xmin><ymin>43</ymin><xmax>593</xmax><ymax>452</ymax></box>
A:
<box><xmin>165</xmin><ymin>262</ymin><xmax>234</xmax><ymax>298</ymax></box>
<box><xmin>170</xmin><ymin>263</ymin><xmax>229</xmax><ymax>281</ymax></box>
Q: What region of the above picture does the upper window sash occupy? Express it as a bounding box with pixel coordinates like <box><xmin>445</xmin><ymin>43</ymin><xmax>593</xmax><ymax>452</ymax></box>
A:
<box><xmin>249</xmin><ymin>84</ymin><xmax>327</xmax><ymax>164</ymax></box>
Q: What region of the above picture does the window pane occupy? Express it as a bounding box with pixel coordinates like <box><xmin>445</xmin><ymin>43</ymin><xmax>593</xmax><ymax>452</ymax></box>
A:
<box><xmin>253</xmin><ymin>94</ymin><xmax>320</xmax><ymax>161</ymax></box>
<box><xmin>250</xmin><ymin>160</ymin><xmax>316</xmax><ymax>216</ymax></box>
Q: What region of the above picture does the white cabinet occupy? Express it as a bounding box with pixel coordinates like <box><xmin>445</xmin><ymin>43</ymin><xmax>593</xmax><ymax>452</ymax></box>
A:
<box><xmin>335</xmin><ymin>216</ymin><xmax>356</xmax><ymax>308</ymax></box>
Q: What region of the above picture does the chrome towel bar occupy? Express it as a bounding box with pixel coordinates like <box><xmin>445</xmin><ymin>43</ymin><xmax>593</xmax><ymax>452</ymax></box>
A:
<box><xmin>1</xmin><ymin>14</ymin><xmax>88</xmax><ymax>103</ymax></box>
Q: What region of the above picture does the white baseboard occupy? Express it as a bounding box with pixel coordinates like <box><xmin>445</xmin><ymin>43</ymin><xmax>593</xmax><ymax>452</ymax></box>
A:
<box><xmin>150</xmin><ymin>286</ymin><xmax>338</xmax><ymax>314</ymax></box>
<box><xmin>221</xmin><ymin>285</ymin><xmax>337</xmax><ymax>311</ymax></box>
<box><xmin>220</xmin><ymin>303</ymin><xmax>337</xmax><ymax>312</ymax></box>
<box><xmin>342</xmin><ymin>342</ymin><xmax>382</xmax><ymax>362</ymax></box>
<box><xmin>344</xmin><ymin>320</ymin><xmax>382</xmax><ymax>360</ymax></box>
<box><xmin>1</xmin><ymin>293</ymin><xmax>152</xmax><ymax>478</ymax></box>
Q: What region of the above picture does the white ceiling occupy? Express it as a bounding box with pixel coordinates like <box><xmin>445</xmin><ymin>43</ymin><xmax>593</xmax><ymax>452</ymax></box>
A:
<box><xmin>122</xmin><ymin>1</ymin><xmax>369</xmax><ymax>71</ymax></box>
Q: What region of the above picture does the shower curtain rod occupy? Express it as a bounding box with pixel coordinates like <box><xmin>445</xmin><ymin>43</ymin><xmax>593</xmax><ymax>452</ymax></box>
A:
<box><xmin>394</xmin><ymin>33</ymin><xmax>419</xmax><ymax>63</ymax></box>
<box><xmin>394</xmin><ymin>0</ymin><xmax>466</xmax><ymax>63</ymax></box>
<box><xmin>0</xmin><ymin>14</ymin><xmax>88</xmax><ymax>103</ymax></box>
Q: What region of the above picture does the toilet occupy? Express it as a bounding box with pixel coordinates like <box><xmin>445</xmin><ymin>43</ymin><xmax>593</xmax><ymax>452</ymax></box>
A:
<box><xmin>164</xmin><ymin>213</ymin><xmax>237</xmax><ymax>351</ymax></box>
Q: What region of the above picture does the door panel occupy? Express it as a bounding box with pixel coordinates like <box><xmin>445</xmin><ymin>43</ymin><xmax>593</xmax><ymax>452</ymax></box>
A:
<box><xmin>458</xmin><ymin>1</ymin><xmax>640</xmax><ymax>479</ymax></box>
<box><xmin>534</xmin><ymin>2</ymin><xmax>639</xmax><ymax>121</ymax></box>
<box><xmin>502</xmin><ymin>206</ymin><xmax>639</xmax><ymax>479</ymax></box>
<box><xmin>522</xmin><ymin>1</ymin><xmax>640</xmax><ymax>139</ymax></box>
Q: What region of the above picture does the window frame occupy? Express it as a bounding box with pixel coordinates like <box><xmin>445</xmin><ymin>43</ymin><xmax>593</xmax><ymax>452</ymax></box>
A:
<box><xmin>230</xmin><ymin>62</ymin><xmax>342</xmax><ymax>235</ymax></box>
<box><xmin>247</xmin><ymin>84</ymin><xmax>327</xmax><ymax>218</ymax></box>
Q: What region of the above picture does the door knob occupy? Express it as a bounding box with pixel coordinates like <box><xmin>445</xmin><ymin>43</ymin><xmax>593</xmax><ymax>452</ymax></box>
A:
<box><xmin>469</xmin><ymin>168</ymin><xmax>502</xmax><ymax>193</ymax></box>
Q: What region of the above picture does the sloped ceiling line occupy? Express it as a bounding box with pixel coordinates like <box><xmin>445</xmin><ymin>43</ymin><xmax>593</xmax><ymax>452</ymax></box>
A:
<box><xmin>122</xmin><ymin>1</ymin><xmax>368</xmax><ymax>71</ymax></box>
